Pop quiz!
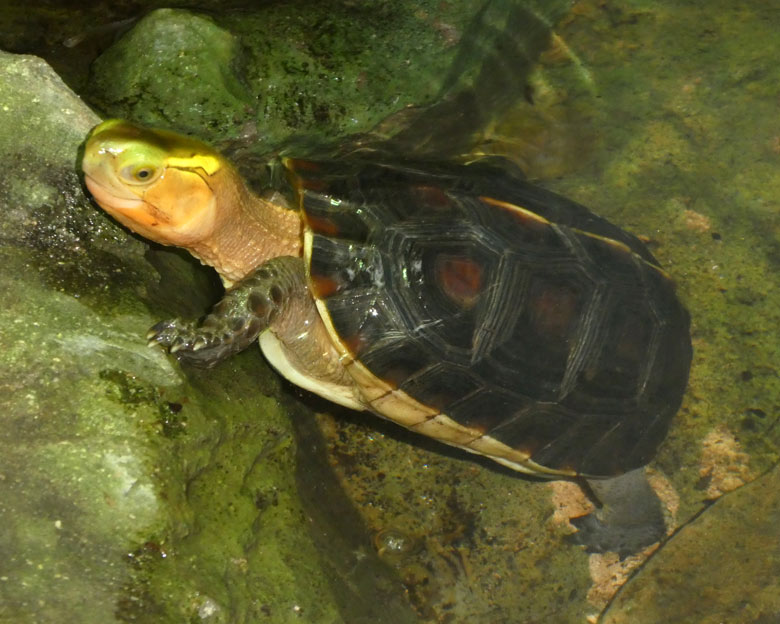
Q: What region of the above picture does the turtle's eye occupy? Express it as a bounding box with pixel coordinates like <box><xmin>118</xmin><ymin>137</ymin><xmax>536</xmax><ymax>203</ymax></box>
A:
<box><xmin>120</xmin><ymin>164</ymin><xmax>160</xmax><ymax>185</ymax></box>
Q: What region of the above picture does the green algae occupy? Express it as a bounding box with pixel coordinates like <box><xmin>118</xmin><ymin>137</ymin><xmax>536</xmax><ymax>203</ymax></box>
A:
<box><xmin>84</xmin><ymin>1</ymin><xmax>571</xmax><ymax>156</ymax></box>
<box><xmin>87</xmin><ymin>9</ymin><xmax>255</xmax><ymax>142</ymax></box>
<box><xmin>2</xmin><ymin>0</ymin><xmax>779</xmax><ymax>620</ymax></box>
<box><xmin>602</xmin><ymin>463</ymin><xmax>780</xmax><ymax>623</ymax></box>
<box><xmin>0</xmin><ymin>50</ymin><xmax>379</xmax><ymax>623</ymax></box>
<box><xmin>0</xmin><ymin>251</ymin><xmax>173</xmax><ymax>623</ymax></box>
<box><xmin>107</xmin><ymin>356</ymin><xmax>343</xmax><ymax>624</ymax></box>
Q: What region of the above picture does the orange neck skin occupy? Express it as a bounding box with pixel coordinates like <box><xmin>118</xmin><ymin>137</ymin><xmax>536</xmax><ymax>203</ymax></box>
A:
<box><xmin>189</xmin><ymin>166</ymin><xmax>303</xmax><ymax>287</ymax></box>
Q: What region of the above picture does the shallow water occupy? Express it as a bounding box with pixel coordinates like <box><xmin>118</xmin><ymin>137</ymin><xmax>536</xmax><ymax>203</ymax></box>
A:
<box><xmin>1</xmin><ymin>1</ymin><xmax>778</xmax><ymax>622</ymax></box>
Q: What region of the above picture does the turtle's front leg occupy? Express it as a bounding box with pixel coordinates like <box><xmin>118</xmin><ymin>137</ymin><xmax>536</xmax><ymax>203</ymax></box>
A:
<box><xmin>148</xmin><ymin>256</ymin><xmax>306</xmax><ymax>368</ymax></box>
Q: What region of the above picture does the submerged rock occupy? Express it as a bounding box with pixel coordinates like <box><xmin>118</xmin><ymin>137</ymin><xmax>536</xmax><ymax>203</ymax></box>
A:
<box><xmin>602</xmin><ymin>464</ymin><xmax>780</xmax><ymax>623</ymax></box>
<box><xmin>85</xmin><ymin>2</ymin><xmax>569</xmax><ymax>156</ymax></box>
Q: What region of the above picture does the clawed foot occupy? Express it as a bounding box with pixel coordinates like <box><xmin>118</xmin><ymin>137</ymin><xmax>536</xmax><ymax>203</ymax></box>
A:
<box><xmin>145</xmin><ymin>257</ymin><xmax>305</xmax><ymax>368</ymax></box>
<box><xmin>146</xmin><ymin>318</ymin><xmax>236</xmax><ymax>367</ymax></box>
<box><xmin>147</xmin><ymin>318</ymin><xmax>198</xmax><ymax>351</ymax></box>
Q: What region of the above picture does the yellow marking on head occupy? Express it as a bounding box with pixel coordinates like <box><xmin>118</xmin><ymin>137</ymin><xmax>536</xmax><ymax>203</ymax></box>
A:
<box><xmin>85</xmin><ymin>119</ymin><xmax>227</xmax><ymax>177</ymax></box>
<box><xmin>167</xmin><ymin>154</ymin><xmax>222</xmax><ymax>176</ymax></box>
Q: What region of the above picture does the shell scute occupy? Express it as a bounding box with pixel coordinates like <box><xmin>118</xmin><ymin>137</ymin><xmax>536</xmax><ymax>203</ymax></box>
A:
<box><xmin>293</xmin><ymin>160</ymin><xmax>691</xmax><ymax>477</ymax></box>
<box><xmin>399</xmin><ymin>363</ymin><xmax>484</xmax><ymax>413</ymax></box>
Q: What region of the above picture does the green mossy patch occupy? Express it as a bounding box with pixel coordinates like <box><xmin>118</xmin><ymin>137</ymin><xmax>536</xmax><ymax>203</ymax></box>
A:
<box><xmin>84</xmin><ymin>1</ymin><xmax>572</xmax><ymax>156</ymax></box>
<box><xmin>0</xmin><ymin>51</ymin><xmax>363</xmax><ymax>623</ymax></box>
<box><xmin>87</xmin><ymin>9</ymin><xmax>254</xmax><ymax>141</ymax></box>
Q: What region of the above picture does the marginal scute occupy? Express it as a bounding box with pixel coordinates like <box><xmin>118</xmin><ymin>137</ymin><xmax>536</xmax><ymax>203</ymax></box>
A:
<box><xmin>303</xmin><ymin>191</ymin><xmax>371</xmax><ymax>242</ymax></box>
<box><xmin>368</xmin><ymin>390</ymin><xmax>438</xmax><ymax>428</ymax></box>
<box><xmin>479</xmin><ymin>195</ymin><xmax>550</xmax><ymax>225</ymax></box>
<box><xmin>309</xmin><ymin>274</ymin><xmax>342</xmax><ymax>299</ymax></box>
<box><xmin>399</xmin><ymin>363</ymin><xmax>483</xmax><ymax>412</ymax></box>
<box><xmin>447</xmin><ymin>387</ymin><xmax>534</xmax><ymax>433</ymax></box>
<box><xmin>358</xmin><ymin>338</ymin><xmax>434</xmax><ymax>389</ymax></box>
<box><xmin>342</xmin><ymin>358</ymin><xmax>393</xmax><ymax>404</ymax></box>
<box><xmin>306</xmin><ymin>213</ymin><xmax>342</xmax><ymax>237</ymax></box>
<box><xmin>297</xmin><ymin>159</ymin><xmax>691</xmax><ymax>478</ymax></box>
<box><xmin>410</xmin><ymin>414</ymin><xmax>483</xmax><ymax>446</ymax></box>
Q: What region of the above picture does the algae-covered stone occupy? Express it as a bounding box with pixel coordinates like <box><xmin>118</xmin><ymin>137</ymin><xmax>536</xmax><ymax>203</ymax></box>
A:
<box><xmin>0</xmin><ymin>50</ymin><xmax>413</xmax><ymax>624</ymax></box>
<box><xmin>87</xmin><ymin>9</ymin><xmax>255</xmax><ymax>139</ymax></box>
<box><xmin>85</xmin><ymin>1</ymin><xmax>570</xmax><ymax>154</ymax></box>
<box><xmin>601</xmin><ymin>464</ymin><xmax>780</xmax><ymax>623</ymax></box>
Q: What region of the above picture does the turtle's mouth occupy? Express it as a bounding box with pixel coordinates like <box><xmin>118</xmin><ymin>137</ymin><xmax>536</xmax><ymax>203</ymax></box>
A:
<box><xmin>84</xmin><ymin>173</ymin><xmax>167</xmax><ymax>231</ymax></box>
<box><xmin>84</xmin><ymin>174</ymin><xmax>144</xmax><ymax>213</ymax></box>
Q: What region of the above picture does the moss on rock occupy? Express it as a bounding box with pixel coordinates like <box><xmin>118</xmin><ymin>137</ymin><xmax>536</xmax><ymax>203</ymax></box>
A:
<box><xmin>0</xmin><ymin>50</ymin><xmax>410</xmax><ymax>623</ymax></box>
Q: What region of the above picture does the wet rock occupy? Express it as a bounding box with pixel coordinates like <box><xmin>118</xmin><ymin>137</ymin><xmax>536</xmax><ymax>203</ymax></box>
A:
<box><xmin>84</xmin><ymin>2</ymin><xmax>568</xmax><ymax>155</ymax></box>
<box><xmin>0</xmin><ymin>50</ymin><xmax>410</xmax><ymax>624</ymax></box>
<box><xmin>314</xmin><ymin>410</ymin><xmax>595</xmax><ymax>622</ymax></box>
<box><xmin>602</xmin><ymin>464</ymin><xmax>780</xmax><ymax>623</ymax></box>
<box><xmin>86</xmin><ymin>9</ymin><xmax>255</xmax><ymax>142</ymax></box>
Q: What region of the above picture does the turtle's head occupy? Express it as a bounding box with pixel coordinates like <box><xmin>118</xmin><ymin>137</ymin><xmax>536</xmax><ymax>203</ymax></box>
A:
<box><xmin>82</xmin><ymin>119</ymin><xmax>230</xmax><ymax>247</ymax></box>
<box><xmin>83</xmin><ymin>119</ymin><xmax>302</xmax><ymax>284</ymax></box>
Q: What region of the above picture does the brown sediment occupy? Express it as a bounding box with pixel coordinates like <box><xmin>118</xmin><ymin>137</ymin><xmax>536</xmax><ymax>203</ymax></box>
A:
<box><xmin>698</xmin><ymin>425</ymin><xmax>754</xmax><ymax>499</ymax></box>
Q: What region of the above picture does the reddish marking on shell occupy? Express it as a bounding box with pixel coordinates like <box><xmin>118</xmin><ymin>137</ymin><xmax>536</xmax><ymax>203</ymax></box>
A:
<box><xmin>310</xmin><ymin>274</ymin><xmax>342</xmax><ymax>299</ymax></box>
<box><xmin>286</xmin><ymin>159</ymin><xmax>322</xmax><ymax>172</ymax></box>
<box><xmin>531</xmin><ymin>284</ymin><xmax>579</xmax><ymax>339</ymax></box>
<box><xmin>435</xmin><ymin>254</ymin><xmax>485</xmax><ymax>308</ymax></box>
<box><xmin>615</xmin><ymin>316</ymin><xmax>647</xmax><ymax>363</ymax></box>
<box><xmin>340</xmin><ymin>332</ymin><xmax>368</xmax><ymax>358</ymax></box>
<box><xmin>306</xmin><ymin>214</ymin><xmax>342</xmax><ymax>237</ymax></box>
<box><xmin>300</xmin><ymin>178</ymin><xmax>328</xmax><ymax>192</ymax></box>
<box><xmin>412</xmin><ymin>184</ymin><xmax>452</xmax><ymax>209</ymax></box>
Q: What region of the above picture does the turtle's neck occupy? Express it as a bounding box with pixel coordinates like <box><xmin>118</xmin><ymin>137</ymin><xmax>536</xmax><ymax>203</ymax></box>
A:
<box><xmin>189</xmin><ymin>165</ymin><xmax>303</xmax><ymax>287</ymax></box>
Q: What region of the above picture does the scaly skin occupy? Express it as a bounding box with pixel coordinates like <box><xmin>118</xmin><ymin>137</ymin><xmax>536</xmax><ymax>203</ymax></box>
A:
<box><xmin>147</xmin><ymin>256</ymin><xmax>307</xmax><ymax>368</ymax></box>
<box><xmin>82</xmin><ymin>119</ymin><xmax>359</xmax><ymax>395</ymax></box>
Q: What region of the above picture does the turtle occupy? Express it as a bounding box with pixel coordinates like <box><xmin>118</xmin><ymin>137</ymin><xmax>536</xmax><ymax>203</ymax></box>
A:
<box><xmin>81</xmin><ymin>119</ymin><xmax>692</xmax><ymax>556</ymax></box>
